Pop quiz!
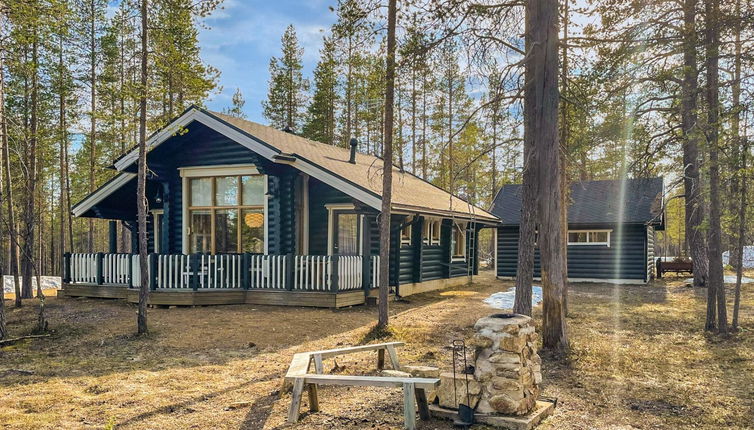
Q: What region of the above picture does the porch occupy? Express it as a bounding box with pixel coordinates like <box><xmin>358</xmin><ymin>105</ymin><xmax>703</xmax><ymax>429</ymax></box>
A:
<box><xmin>61</xmin><ymin>253</ymin><xmax>380</xmax><ymax>308</ymax></box>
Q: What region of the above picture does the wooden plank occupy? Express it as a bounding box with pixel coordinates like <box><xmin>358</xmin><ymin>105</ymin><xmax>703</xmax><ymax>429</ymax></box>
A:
<box><xmin>303</xmin><ymin>374</ymin><xmax>439</xmax><ymax>391</ymax></box>
<box><xmin>284</xmin><ymin>353</ymin><xmax>312</xmax><ymax>380</ymax></box>
<box><xmin>386</xmin><ymin>345</ymin><xmax>401</xmax><ymax>371</ymax></box>
<box><xmin>245</xmin><ymin>290</ymin><xmax>337</xmax><ymax>307</ymax></box>
<box><xmin>287</xmin><ymin>377</ymin><xmax>305</xmax><ymax>423</ymax></box>
<box><xmin>307</xmin><ymin>384</ymin><xmax>319</xmax><ymax>413</ymax></box>
<box><xmin>313</xmin><ymin>342</ymin><xmax>405</xmax><ymax>359</ymax></box>
<box><xmin>415</xmin><ymin>388</ymin><xmax>430</xmax><ymax>421</ymax></box>
<box><xmin>403</xmin><ymin>382</ymin><xmax>416</xmax><ymax>430</ymax></box>
<box><xmin>62</xmin><ymin>284</ymin><xmax>128</xmax><ymax>299</ymax></box>
<box><xmin>377</xmin><ymin>349</ymin><xmax>385</xmax><ymax>370</ymax></box>
<box><xmin>335</xmin><ymin>290</ymin><xmax>366</xmax><ymax>308</ymax></box>
<box><xmin>313</xmin><ymin>354</ymin><xmax>324</xmax><ymax>374</ymax></box>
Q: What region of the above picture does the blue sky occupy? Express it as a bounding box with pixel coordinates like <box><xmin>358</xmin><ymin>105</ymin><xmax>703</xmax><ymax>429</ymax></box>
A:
<box><xmin>199</xmin><ymin>0</ymin><xmax>337</xmax><ymax>123</ymax></box>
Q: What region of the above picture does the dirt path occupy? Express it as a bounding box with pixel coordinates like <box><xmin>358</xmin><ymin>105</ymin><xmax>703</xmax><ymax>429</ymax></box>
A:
<box><xmin>1</xmin><ymin>274</ymin><xmax>752</xmax><ymax>429</ymax></box>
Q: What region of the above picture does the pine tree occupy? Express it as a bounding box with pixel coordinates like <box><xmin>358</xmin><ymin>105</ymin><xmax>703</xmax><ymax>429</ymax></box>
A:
<box><xmin>151</xmin><ymin>0</ymin><xmax>218</xmax><ymax>125</ymax></box>
<box><xmin>262</xmin><ymin>24</ymin><xmax>308</xmax><ymax>131</ymax></box>
<box><xmin>302</xmin><ymin>37</ymin><xmax>337</xmax><ymax>144</ymax></box>
<box><xmin>222</xmin><ymin>88</ymin><xmax>246</xmax><ymax>118</ymax></box>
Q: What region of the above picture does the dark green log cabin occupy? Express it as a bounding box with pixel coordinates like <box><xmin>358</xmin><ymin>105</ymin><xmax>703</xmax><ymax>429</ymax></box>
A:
<box><xmin>490</xmin><ymin>178</ymin><xmax>664</xmax><ymax>284</ymax></box>
<box><xmin>63</xmin><ymin>106</ymin><xmax>499</xmax><ymax>307</ymax></box>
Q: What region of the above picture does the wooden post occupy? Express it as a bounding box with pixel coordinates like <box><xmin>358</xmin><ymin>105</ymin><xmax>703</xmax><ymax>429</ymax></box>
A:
<box><xmin>108</xmin><ymin>220</ymin><xmax>118</xmax><ymax>254</ymax></box>
<box><xmin>307</xmin><ymin>384</ymin><xmax>319</xmax><ymax>413</ymax></box>
<box><xmin>362</xmin><ymin>216</ymin><xmax>372</xmax><ymax>294</ymax></box>
<box><xmin>62</xmin><ymin>252</ymin><xmax>71</xmax><ymax>283</ymax></box>
<box><xmin>95</xmin><ymin>252</ymin><xmax>104</xmax><ymax>285</ymax></box>
<box><xmin>331</xmin><ymin>255</ymin><xmax>339</xmax><ymax>292</ymax></box>
<box><xmin>412</xmin><ymin>217</ymin><xmax>424</xmax><ymax>284</ymax></box>
<box><xmin>287</xmin><ymin>377</ymin><xmax>305</xmax><ymax>423</ymax></box>
<box><xmin>415</xmin><ymin>388</ymin><xmax>430</xmax><ymax>421</ymax></box>
<box><xmin>403</xmin><ymin>382</ymin><xmax>417</xmax><ymax>430</ymax></box>
<box><xmin>242</xmin><ymin>253</ymin><xmax>250</xmax><ymax>290</ymax></box>
<box><xmin>161</xmin><ymin>181</ymin><xmax>169</xmax><ymax>253</ymax></box>
<box><xmin>148</xmin><ymin>253</ymin><xmax>158</xmax><ymax>290</ymax></box>
<box><xmin>191</xmin><ymin>253</ymin><xmax>200</xmax><ymax>291</ymax></box>
<box><xmin>127</xmin><ymin>255</ymin><xmax>133</xmax><ymax>288</ymax></box>
<box><xmin>286</xmin><ymin>253</ymin><xmax>294</xmax><ymax>291</ymax></box>
<box><xmin>441</xmin><ymin>219</ymin><xmax>452</xmax><ymax>279</ymax></box>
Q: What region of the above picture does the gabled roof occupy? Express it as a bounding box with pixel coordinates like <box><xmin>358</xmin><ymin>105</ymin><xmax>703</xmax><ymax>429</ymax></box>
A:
<box><xmin>490</xmin><ymin>177</ymin><xmax>664</xmax><ymax>226</ymax></box>
<box><xmin>75</xmin><ymin>106</ymin><xmax>498</xmax><ymax>222</ymax></box>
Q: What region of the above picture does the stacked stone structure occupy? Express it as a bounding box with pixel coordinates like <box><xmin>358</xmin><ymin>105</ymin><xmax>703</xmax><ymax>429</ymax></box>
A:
<box><xmin>470</xmin><ymin>313</ymin><xmax>542</xmax><ymax>416</ymax></box>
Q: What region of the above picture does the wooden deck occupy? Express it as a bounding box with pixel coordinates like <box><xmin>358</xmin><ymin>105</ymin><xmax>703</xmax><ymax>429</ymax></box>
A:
<box><xmin>60</xmin><ymin>284</ymin><xmax>366</xmax><ymax>308</ymax></box>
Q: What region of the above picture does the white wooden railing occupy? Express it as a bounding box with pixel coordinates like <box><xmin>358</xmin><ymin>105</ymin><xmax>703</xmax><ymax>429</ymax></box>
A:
<box><xmin>249</xmin><ymin>255</ymin><xmax>286</xmax><ymax>289</ymax></box>
<box><xmin>103</xmin><ymin>254</ymin><xmax>131</xmax><ymax>284</ymax></box>
<box><xmin>293</xmin><ymin>255</ymin><xmax>330</xmax><ymax>291</ymax></box>
<box><xmin>70</xmin><ymin>253</ymin><xmax>97</xmax><ymax>284</ymax></box>
<box><xmin>338</xmin><ymin>256</ymin><xmax>363</xmax><ymax>290</ymax></box>
<box><xmin>65</xmin><ymin>253</ymin><xmax>380</xmax><ymax>292</ymax></box>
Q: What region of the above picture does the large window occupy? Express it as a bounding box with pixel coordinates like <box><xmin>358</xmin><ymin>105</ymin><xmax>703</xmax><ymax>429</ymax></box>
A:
<box><xmin>187</xmin><ymin>174</ymin><xmax>265</xmax><ymax>254</ymax></box>
<box><xmin>567</xmin><ymin>230</ymin><xmax>611</xmax><ymax>247</ymax></box>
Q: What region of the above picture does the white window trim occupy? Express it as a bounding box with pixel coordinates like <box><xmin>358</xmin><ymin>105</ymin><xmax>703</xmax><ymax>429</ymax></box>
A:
<box><xmin>400</xmin><ymin>223</ymin><xmax>412</xmax><ymax>247</ymax></box>
<box><xmin>422</xmin><ymin>217</ymin><xmax>441</xmax><ymax>246</ymax></box>
<box><xmin>567</xmin><ymin>229</ymin><xmax>612</xmax><ymax>247</ymax></box>
<box><xmin>326</xmin><ymin>203</ymin><xmax>362</xmax><ymax>256</ymax></box>
<box><xmin>180</xmin><ymin>164</ymin><xmax>268</xmax><ymax>254</ymax></box>
<box><xmin>179</xmin><ymin>164</ymin><xmax>260</xmax><ymax>178</ymax></box>
<box><xmin>452</xmin><ymin>221</ymin><xmax>467</xmax><ymax>262</ymax></box>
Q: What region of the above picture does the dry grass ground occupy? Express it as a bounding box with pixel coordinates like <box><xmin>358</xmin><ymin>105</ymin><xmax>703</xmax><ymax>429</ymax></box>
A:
<box><xmin>1</xmin><ymin>273</ymin><xmax>752</xmax><ymax>429</ymax></box>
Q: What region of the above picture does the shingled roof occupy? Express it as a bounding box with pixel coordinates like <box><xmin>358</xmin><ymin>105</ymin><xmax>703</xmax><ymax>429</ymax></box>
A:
<box><xmin>78</xmin><ymin>106</ymin><xmax>497</xmax><ymax>222</ymax></box>
<box><xmin>490</xmin><ymin>177</ymin><xmax>664</xmax><ymax>226</ymax></box>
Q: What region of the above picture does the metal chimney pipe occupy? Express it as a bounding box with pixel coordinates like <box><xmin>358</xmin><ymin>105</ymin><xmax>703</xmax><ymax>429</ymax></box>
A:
<box><xmin>349</xmin><ymin>138</ymin><xmax>358</xmax><ymax>164</ymax></box>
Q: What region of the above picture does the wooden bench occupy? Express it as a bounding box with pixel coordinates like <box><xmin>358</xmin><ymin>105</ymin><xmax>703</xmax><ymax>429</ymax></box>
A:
<box><xmin>284</xmin><ymin>341</ymin><xmax>439</xmax><ymax>429</ymax></box>
<box><xmin>288</xmin><ymin>374</ymin><xmax>439</xmax><ymax>430</ymax></box>
<box><xmin>656</xmin><ymin>259</ymin><xmax>693</xmax><ymax>278</ymax></box>
<box><xmin>283</xmin><ymin>341</ymin><xmax>404</xmax><ymax>387</ymax></box>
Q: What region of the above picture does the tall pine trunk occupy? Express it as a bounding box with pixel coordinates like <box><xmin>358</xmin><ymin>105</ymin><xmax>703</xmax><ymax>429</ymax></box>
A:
<box><xmin>528</xmin><ymin>0</ymin><xmax>568</xmax><ymax>350</ymax></box>
<box><xmin>88</xmin><ymin>0</ymin><xmax>97</xmax><ymax>253</ymax></box>
<box><xmin>731</xmin><ymin>0</ymin><xmax>744</xmax><ymax>330</ymax></box>
<box><xmin>680</xmin><ymin>0</ymin><xmax>709</xmax><ymax>299</ymax></box>
<box><xmin>704</xmin><ymin>0</ymin><xmax>726</xmax><ymax>334</ymax></box>
<box><xmin>378</xmin><ymin>0</ymin><xmax>397</xmax><ymax>329</ymax></box>
<box><xmin>21</xmin><ymin>35</ymin><xmax>39</xmax><ymax>300</ymax></box>
<box><xmin>0</xmin><ymin>47</ymin><xmax>7</xmax><ymax>339</ymax></box>
<box><xmin>137</xmin><ymin>0</ymin><xmax>150</xmax><ymax>335</ymax></box>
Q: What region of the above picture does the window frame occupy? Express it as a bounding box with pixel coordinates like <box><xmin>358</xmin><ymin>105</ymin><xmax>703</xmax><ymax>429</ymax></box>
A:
<box><xmin>180</xmin><ymin>165</ymin><xmax>267</xmax><ymax>255</ymax></box>
<box><xmin>400</xmin><ymin>223</ymin><xmax>412</xmax><ymax>247</ymax></box>
<box><xmin>451</xmin><ymin>221</ymin><xmax>467</xmax><ymax>261</ymax></box>
<box><xmin>567</xmin><ymin>229</ymin><xmax>612</xmax><ymax>247</ymax></box>
<box><xmin>326</xmin><ymin>203</ymin><xmax>363</xmax><ymax>256</ymax></box>
<box><xmin>422</xmin><ymin>218</ymin><xmax>441</xmax><ymax>246</ymax></box>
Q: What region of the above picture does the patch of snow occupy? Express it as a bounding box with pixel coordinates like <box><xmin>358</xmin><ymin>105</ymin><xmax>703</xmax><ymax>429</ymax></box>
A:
<box><xmin>722</xmin><ymin>247</ymin><xmax>754</xmax><ymax>268</ymax></box>
<box><xmin>483</xmin><ymin>286</ymin><xmax>543</xmax><ymax>310</ymax></box>
<box><xmin>683</xmin><ymin>275</ymin><xmax>754</xmax><ymax>285</ymax></box>
<box><xmin>3</xmin><ymin>276</ymin><xmax>61</xmax><ymax>293</ymax></box>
